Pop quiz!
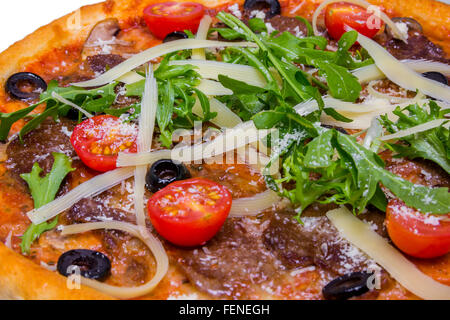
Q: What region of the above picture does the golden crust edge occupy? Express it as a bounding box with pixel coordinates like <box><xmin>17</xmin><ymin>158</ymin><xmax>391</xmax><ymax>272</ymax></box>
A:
<box><xmin>0</xmin><ymin>0</ymin><xmax>448</xmax><ymax>300</ymax></box>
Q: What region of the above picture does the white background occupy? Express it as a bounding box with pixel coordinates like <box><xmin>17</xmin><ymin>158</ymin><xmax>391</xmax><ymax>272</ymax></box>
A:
<box><xmin>0</xmin><ymin>0</ymin><xmax>449</xmax><ymax>52</ymax></box>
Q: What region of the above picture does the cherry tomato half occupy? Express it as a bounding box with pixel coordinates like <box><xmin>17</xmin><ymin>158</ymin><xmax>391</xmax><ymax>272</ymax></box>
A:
<box><xmin>71</xmin><ymin>115</ymin><xmax>138</xmax><ymax>172</ymax></box>
<box><xmin>324</xmin><ymin>2</ymin><xmax>384</xmax><ymax>40</ymax></box>
<box><xmin>143</xmin><ymin>2</ymin><xmax>205</xmax><ymax>39</ymax></box>
<box><xmin>148</xmin><ymin>178</ymin><xmax>232</xmax><ymax>247</ymax></box>
<box><xmin>386</xmin><ymin>199</ymin><xmax>450</xmax><ymax>259</ymax></box>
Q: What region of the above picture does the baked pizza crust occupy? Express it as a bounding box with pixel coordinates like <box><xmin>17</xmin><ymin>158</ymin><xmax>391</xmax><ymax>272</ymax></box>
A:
<box><xmin>0</xmin><ymin>0</ymin><xmax>448</xmax><ymax>300</ymax></box>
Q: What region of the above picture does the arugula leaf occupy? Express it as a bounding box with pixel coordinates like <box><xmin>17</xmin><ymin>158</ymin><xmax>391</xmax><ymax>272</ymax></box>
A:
<box><xmin>157</xmin><ymin>80</ymin><xmax>175</xmax><ymax>147</ymax></box>
<box><xmin>20</xmin><ymin>152</ymin><xmax>75</xmax><ymax>253</ymax></box>
<box><xmin>248</xmin><ymin>18</ymin><xmax>267</xmax><ymax>33</ymax></box>
<box><xmin>379</xmin><ymin>101</ymin><xmax>450</xmax><ymax>174</ymax></box>
<box><xmin>295</xmin><ymin>16</ymin><xmax>314</xmax><ymax>37</ymax></box>
<box><xmin>0</xmin><ymin>103</ymin><xmax>41</xmax><ymax>142</ymax></box>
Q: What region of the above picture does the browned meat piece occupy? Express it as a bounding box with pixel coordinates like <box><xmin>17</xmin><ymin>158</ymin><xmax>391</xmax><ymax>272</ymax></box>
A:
<box><xmin>86</xmin><ymin>54</ymin><xmax>125</xmax><ymax>74</ymax></box>
<box><xmin>6</xmin><ymin>118</ymin><xmax>77</xmax><ymax>178</ymax></box>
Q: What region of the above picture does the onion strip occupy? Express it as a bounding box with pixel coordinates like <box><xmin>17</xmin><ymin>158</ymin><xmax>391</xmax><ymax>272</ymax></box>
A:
<box><xmin>312</xmin><ymin>0</ymin><xmax>408</xmax><ymax>42</ymax></box>
<box><xmin>380</xmin><ymin>119</ymin><xmax>449</xmax><ymax>141</ymax></box>
<box><xmin>357</xmin><ymin>33</ymin><xmax>450</xmax><ymax>102</ymax></box>
<box><xmin>327</xmin><ymin>207</ymin><xmax>450</xmax><ymax>300</ymax></box>
<box><xmin>72</xmin><ymin>39</ymin><xmax>257</xmax><ymax>88</ymax></box>
<box><xmin>61</xmin><ymin>221</ymin><xmax>168</xmax><ymax>299</ymax></box>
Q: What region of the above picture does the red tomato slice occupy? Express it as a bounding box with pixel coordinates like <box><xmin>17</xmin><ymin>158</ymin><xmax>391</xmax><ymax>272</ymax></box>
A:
<box><xmin>386</xmin><ymin>199</ymin><xmax>450</xmax><ymax>259</ymax></box>
<box><xmin>324</xmin><ymin>2</ymin><xmax>384</xmax><ymax>40</ymax></box>
<box><xmin>71</xmin><ymin>115</ymin><xmax>138</xmax><ymax>172</ymax></box>
<box><xmin>148</xmin><ymin>178</ymin><xmax>232</xmax><ymax>247</ymax></box>
<box><xmin>143</xmin><ymin>2</ymin><xmax>205</xmax><ymax>39</ymax></box>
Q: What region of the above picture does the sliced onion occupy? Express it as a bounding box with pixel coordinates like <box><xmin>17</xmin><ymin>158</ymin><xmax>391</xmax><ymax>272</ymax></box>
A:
<box><xmin>380</xmin><ymin>119</ymin><xmax>450</xmax><ymax>141</ymax></box>
<box><xmin>230</xmin><ymin>190</ymin><xmax>280</xmax><ymax>217</ymax></box>
<box><xmin>192</xmin><ymin>98</ymin><xmax>241</xmax><ymax>128</ymax></box>
<box><xmin>327</xmin><ymin>207</ymin><xmax>450</xmax><ymax>300</ymax></box>
<box><xmin>51</xmin><ymin>92</ymin><xmax>93</xmax><ymax>118</ymax></box>
<box><xmin>191</xmin><ymin>15</ymin><xmax>212</xmax><ymax>60</ymax></box>
<box><xmin>72</xmin><ymin>39</ymin><xmax>257</xmax><ymax>87</ymax></box>
<box><xmin>312</xmin><ymin>0</ymin><xmax>408</xmax><ymax>42</ymax></box>
<box><xmin>61</xmin><ymin>221</ymin><xmax>169</xmax><ymax>299</ymax></box>
<box><xmin>357</xmin><ymin>33</ymin><xmax>450</xmax><ymax>102</ymax></box>
<box><xmin>353</xmin><ymin>60</ymin><xmax>450</xmax><ymax>83</ymax></box>
<box><xmin>28</xmin><ymin>150</ymin><xmax>172</xmax><ymax>225</ymax></box>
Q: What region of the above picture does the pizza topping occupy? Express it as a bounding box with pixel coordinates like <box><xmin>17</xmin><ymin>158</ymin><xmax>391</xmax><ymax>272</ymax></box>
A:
<box><xmin>322</xmin><ymin>272</ymin><xmax>371</xmax><ymax>300</ymax></box>
<box><xmin>324</xmin><ymin>2</ymin><xmax>384</xmax><ymax>40</ymax></box>
<box><xmin>19</xmin><ymin>152</ymin><xmax>74</xmax><ymax>254</ymax></box>
<box><xmin>422</xmin><ymin>71</ymin><xmax>448</xmax><ymax>86</ymax></box>
<box><xmin>147</xmin><ymin>178</ymin><xmax>232</xmax><ymax>247</ymax></box>
<box><xmin>57</xmin><ymin>249</ymin><xmax>111</xmax><ymax>281</ymax></box>
<box><xmin>356</xmin><ymin>32</ymin><xmax>450</xmax><ymax>102</ymax></box>
<box><xmin>71</xmin><ymin>115</ymin><xmax>138</xmax><ymax>172</ymax></box>
<box><xmin>386</xmin><ymin>199</ymin><xmax>450</xmax><ymax>258</ymax></box>
<box><xmin>243</xmin><ymin>0</ymin><xmax>281</xmax><ymax>18</ymax></box>
<box><xmin>327</xmin><ymin>207</ymin><xmax>450</xmax><ymax>300</ymax></box>
<box><xmin>143</xmin><ymin>2</ymin><xmax>205</xmax><ymax>39</ymax></box>
<box><xmin>163</xmin><ymin>31</ymin><xmax>188</xmax><ymax>43</ymax></box>
<box><xmin>145</xmin><ymin>159</ymin><xmax>191</xmax><ymax>193</ymax></box>
<box><xmin>312</xmin><ymin>0</ymin><xmax>408</xmax><ymax>42</ymax></box>
<box><xmin>6</xmin><ymin>72</ymin><xmax>47</xmax><ymax>100</ymax></box>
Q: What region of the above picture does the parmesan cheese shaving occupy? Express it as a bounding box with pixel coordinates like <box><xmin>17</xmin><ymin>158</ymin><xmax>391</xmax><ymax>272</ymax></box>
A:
<box><xmin>230</xmin><ymin>190</ymin><xmax>280</xmax><ymax>217</ymax></box>
<box><xmin>363</xmin><ymin>116</ymin><xmax>383</xmax><ymax>150</ymax></box>
<box><xmin>134</xmin><ymin>70</ymin><xmax>158</xmax><ymax>234</ymax></box>
<box><xmin>72</xmin><ymin>39</ymin><xmax>257</xmax><ymax>87</ymax></box>
<box><xmin>366</xmin><ymin>81</ymin><xmax>425</xmax><ymax>103</ymax></box>
<box><xmin>192</xmin><ymin>98</ymin><xmax>242</xmax><ymax>128</ymax></box>
<box><xmin>357</xmin><ymin>33</ymin><xmax>450</xmax><ymax>102</ymax></box>
<box><xmin>196</xmin><ymin>79</ymin><xmax>233</xmax><ymax>96</ymax></box>
<box><xmin>116</xmin><ymin>71</ymin><xmax>145</xmax><ymax>84</ymax></box>
<box><xmin>327</xmin><ymin>207</ymin><xmax>450</xmax><ymax>300</ymax></box>
<box><xmin>168</xmin><ymin>60</ymin><xmax>267</xmax><ymax>87</ymax></box>
<box><xmin>61</xmin><ymin>221</ymin><xmax>168</xmax><ymax>299</ymax></box>
<box><xmin>312</xmin><ymin>0</ymin><xmax>408</xmax><ymax>42</ymax></box>
<box><xmin>117</xmin><ymin>121</ymin><xmax>262</xmax><ymax>167</ymax></box>
<box><xmin>354</xmin><ymin>60</ymin><xmax>450</xmax><ymax>83</ymax></box>
<box><xmin>51</xmin><ymin>92</ymin><xmax>93</xmax><ymax>118</ymax></box>
<box><xmin>191</xmin><ymin>15</ymin><xmax>212</xmax><ymax>60</ymax></box>
<box><xmin>380</xmin><ymin>119</ymin><xmax>449</xmax><ymax>141</ymax></box>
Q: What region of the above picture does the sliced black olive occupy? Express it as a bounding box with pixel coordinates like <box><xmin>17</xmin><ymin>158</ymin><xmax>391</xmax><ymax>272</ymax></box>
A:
<box><xmin>386</xmin><ymin>17</ymin><xmax>423</xmax><ymax>38</ymax></box>
<box><xmin>57</xmin><ymin>249</ymin><xmax>111</xmax><ymax>281</ymax></box>
<box><xmin>6</xmin><ymin>72</ymin><xmax>47</xmax><ymax>100</ymax></box>
<box><xmin>322</xmin><ymin>272</ymin><xmax>371</xmax><ymax>300</ymax></box>
<box><xmin>244</xmin><ymin>0</ymin><xmax>281</xmax><ymax>18</ymax></box>
<box><xmin>146</xmin><ymin>159</ymin><xmax>191</xmax><ymax>193</ymax></box>
<box><xmin>422</xmin><ymin>71</ymin><xmax>448</xmax><ymax>86</ymax></box>
<box><xmin>163</xmin><ymin>31</ymin><xmax>188</xmax><ymax>43</ymax></box>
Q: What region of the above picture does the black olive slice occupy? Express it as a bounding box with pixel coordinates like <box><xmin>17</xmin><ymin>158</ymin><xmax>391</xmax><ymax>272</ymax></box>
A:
<box><xmin>146</xmin><ymin>159</ymin><xmax>191</xmax><ymax>193</ymax></box>
<box><xmin>322</xmin><ymin>272</ymin><xmax>372</xmax><ymax>300</ymax></box>
<box><xmin>6</xmin><ymin>72</ymin><xmax>47</xmax><ymax>100</ymax></box>
<box><xmin>57</xmin><ymin>249</ymin><xmax>111</xmax><ymax>281</ymax></box>
<box><xmin>422</xmin><ymin>71</ymin><xmax>448</xmax><ymax>86</ymax></box>
<box><xmin>244</xmin><ymin>0</ymin><xmax>281</xmax><ymax>18</ymax></box>
<box><xmin>163</xmin><ymin>31</ymin><xmax>188</xmax><ymax>43</ymax></box>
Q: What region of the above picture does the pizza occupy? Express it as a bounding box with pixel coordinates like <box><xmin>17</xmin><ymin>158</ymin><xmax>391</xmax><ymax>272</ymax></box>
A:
<box><xmin>0</xmin><ymin>0</ymin><xmax>449</xmax><ymax>300</ymax></box>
